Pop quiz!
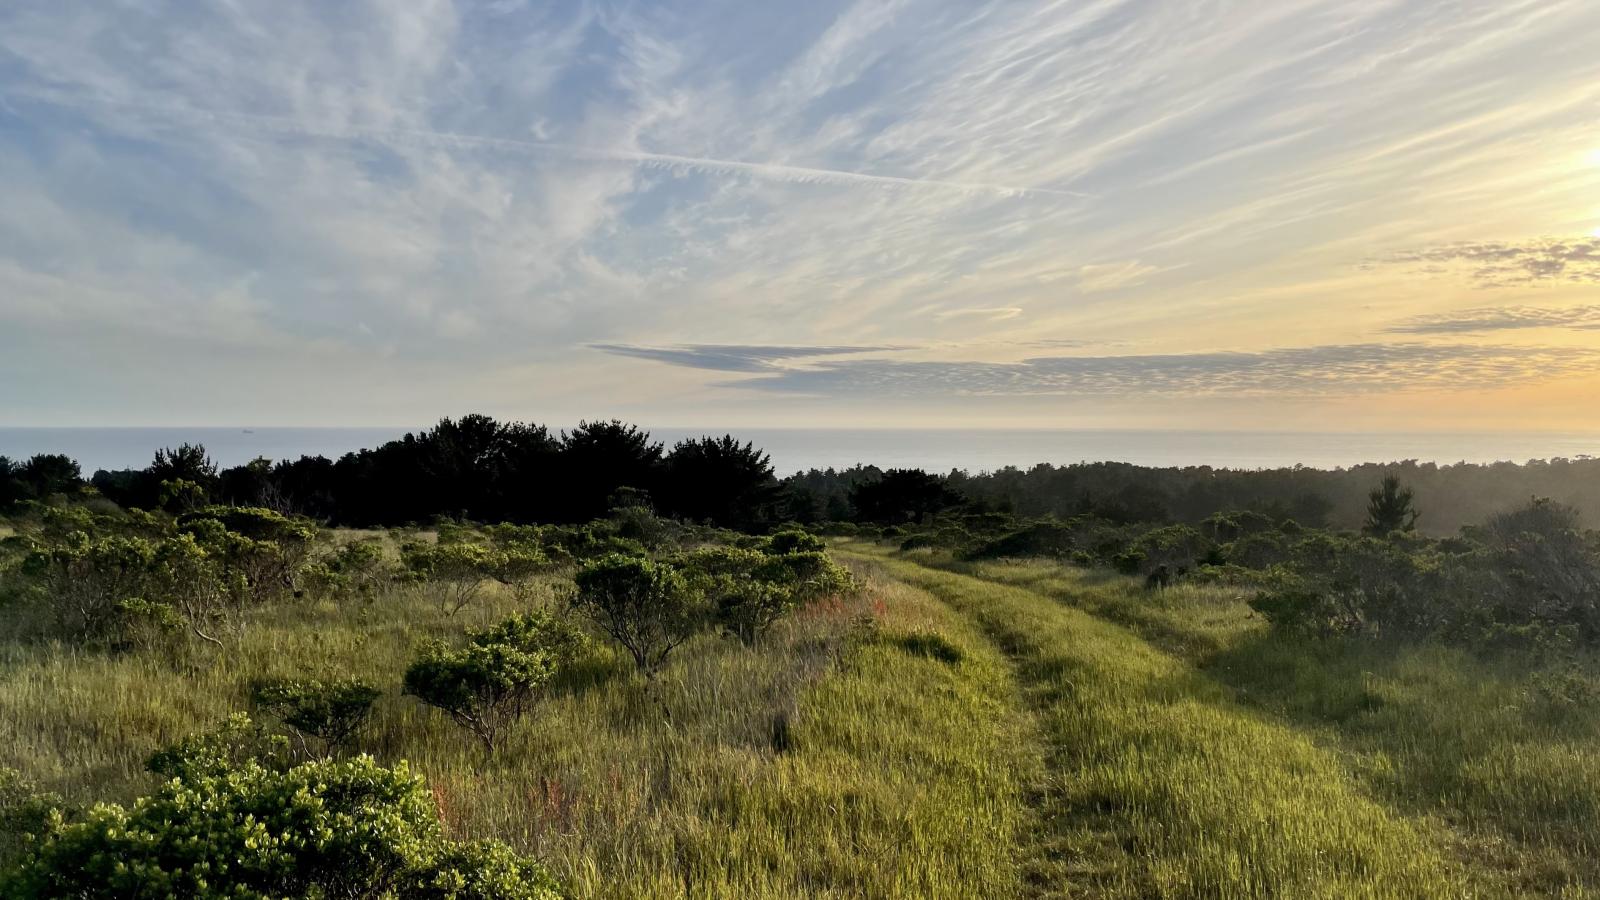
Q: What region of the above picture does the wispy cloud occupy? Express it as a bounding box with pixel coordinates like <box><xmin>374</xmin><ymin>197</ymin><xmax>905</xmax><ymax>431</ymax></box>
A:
<box><xmin>932</xmin><ymin>307</ymin><xmax>1023</xmax><ymax>322</ymax></box>
<box><xmin>1076</xmin><ymin>260</ymin><xmax>1159</xmax><ymax>293</ymax></box>
<box><xmin>1388</xmin><ymin>305</ymin><xmax>1600</xmax><ymax>334</ymax></box>
<box><xmin>3</xmin><ymin>0</ymin><xmax>1600</xmax><ymax>425</ymax></box>
<box><xmin>590</xmin><ymin>343</ymin><xmax>905</xmax><ymax>373</ymax></box>
<box><xmin>715</xmin><ymin>343</ymin><xmax>1600</xmax><ymax>397</ymax></box>
<box><xmin>1369</xmin><ymin>237</ymin><xmax>1600</xmax><ymax>288</ymax></box>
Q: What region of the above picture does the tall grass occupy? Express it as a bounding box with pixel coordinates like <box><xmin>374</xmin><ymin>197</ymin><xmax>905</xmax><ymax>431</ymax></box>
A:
<box><xmin>0</xmin><ymin>560</ymin><xmax>1039</xmax><ymax>897</ymax></box>
<box><xmin>938</xmin><ymin>552</ymin><xmax>1600</xmax><ymax>896</ymax></box>
<box><xmin>843</xmin><ymin>542</ymin><xmax>1473</xmax><ymax>898</ymax></box>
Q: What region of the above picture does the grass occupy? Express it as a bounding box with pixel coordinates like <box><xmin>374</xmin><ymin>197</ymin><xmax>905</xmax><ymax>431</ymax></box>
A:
<box><xmin>925</xmin><ymin>550</ymin><xmax>1600</xmax><ymax>896</ymax></box>
<box><xmin>0</xmin><ymin>555</ymin><xmax>1040</xmax><ymax>897</ymax></box>
<box><xmin>841</xmin><ymin>542</ymin><xmax>1474</xmax><ymax>898</ymax></box>
<box><xmin>10</xmin><ymin>530</ymin><xmax>1600</xmax><ymax>896</ymax></box>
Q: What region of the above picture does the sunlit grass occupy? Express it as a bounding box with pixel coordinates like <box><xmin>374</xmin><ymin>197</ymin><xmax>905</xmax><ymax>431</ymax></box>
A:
<box><xmin>934</xmin><ymin>550</ymin><xmax>1600</xmax><ymax>895</ymax></box>
<box><xmin>0</xmin><ymin>561</ymin><xmax>1040</xmax><ymax>897</ymax></box>
<box><xmin>843</xmin><ymin>542</ymin><xmax>1474</xmax><ymax>898</ymax></box>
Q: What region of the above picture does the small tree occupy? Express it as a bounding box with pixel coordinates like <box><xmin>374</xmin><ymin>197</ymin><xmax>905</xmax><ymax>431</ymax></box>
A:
<box><xmin>403</xmin><ymin>611</ymin><xmax>585</xmax><ymax>753</ymax></box>
<box><xmin>403</xmin><ymin>542</ymin><xmax>499</xmax><ymax>616</ymax></box>
<box><xmin>250</xmin><ymin>677</ymin><xmax>381</xmax><ymax>757</ymax></box>
<box><xmin>148</xmin><ymin>532</ymin><xmax>240</xmax><ymax>647</ymax></box>
<box><xmin>1363</xmin><ymin>475</ymin><xmax>1419</xmax><ymax>537</ymax></box>
<box><xmin>487</xmin><ymin>542</ymin><xmax>552</xmax><ymax>602</ymax></box>
<box><xmin>157</xmin><ymin>478</ymin><xmax>208</xmax><ymax>514</ymax></box>
<box><xmin>572</xmin><ymin>554</ymin><xmax>704</xmax><ymax>676</ymax></box>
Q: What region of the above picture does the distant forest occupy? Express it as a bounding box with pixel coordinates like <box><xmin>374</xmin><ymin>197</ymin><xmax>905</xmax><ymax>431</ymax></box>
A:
<box><xmin>3</xmin><ymin>414</ymin><xmax>1598</xmax><ymax>533</ymax></box>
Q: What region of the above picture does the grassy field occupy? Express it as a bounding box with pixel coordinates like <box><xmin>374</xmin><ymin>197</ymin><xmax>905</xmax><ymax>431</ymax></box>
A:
<box><xmin>876</xmin><ymin>545</ymin><xmax>1600</xmax><ymax>897</ymax></box>
<box><xmin>0</xmin><ymin>554</ymin><xmax>1040</xmax><ymax>897</ymax></box>
<box><xmin>7</xmin><ymin>534</ymin><xmax>1600</xmax><ymax>896</ymax></box>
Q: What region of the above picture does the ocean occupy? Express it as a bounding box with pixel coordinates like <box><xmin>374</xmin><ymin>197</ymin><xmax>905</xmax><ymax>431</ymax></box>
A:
<box><xmin>3</xmin><ymin>427</ymin><xmax>1599</xmax><ymax>476</ymax></box>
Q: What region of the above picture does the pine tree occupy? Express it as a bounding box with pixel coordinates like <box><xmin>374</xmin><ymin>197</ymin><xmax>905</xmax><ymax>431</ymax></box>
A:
<box><xmin>1363</xmin><ymin>475</ymin><xmax>1419</xmax><ymax>537</ymax></box>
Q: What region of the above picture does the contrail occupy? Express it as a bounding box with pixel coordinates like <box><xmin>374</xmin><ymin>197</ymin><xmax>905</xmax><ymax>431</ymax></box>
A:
<box><xmin>74</xmin><ymin>96</ymin><xmax>1088</xmax><ymax>200</ymax></box>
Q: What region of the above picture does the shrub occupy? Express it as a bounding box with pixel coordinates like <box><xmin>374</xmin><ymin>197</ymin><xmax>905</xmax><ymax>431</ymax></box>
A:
<box><xmin>486</xmin><ymin>542</ymin><xmax>553</xmax><ymax>601</ymax></box>
<box><xmin>304</xmin><ymin>539</ymin><xmax>390</xmax><ymax>603</ymax></box>
<box><xmin>766</xmin><ymin>529</ymin><xmax>827</xmax><ymax>554</ymax></box>
<box><xmin>249</xmin><ymin>676</ymin><xmax>381</xmax><ymax>757</ymax></box>
<box><xmin>967</xmin><ymin>520</ymin><xmax>1077</xmax><ymax>559</ymax></box>
<box><xmin>145</xmin><ymin>713</ymin><xmax>293</xmax><ymax>780</ymax></box>
<box><xmin>754</xmin><ymin>551</ymin><xmax>854</xmax><ymax>605</ymax></box>
<box><xmin>403</xmin><ymin>611</ymin><xmax>585</xmax><ymax>753</ymax></box>
<box><xmin>0</xmin><ymin>768</ymin><xmax>64</xmax><ymax>870</ymax></box>
<box><xmin>403</xmin><ymin>541</ymin><xmax>499</xmax><ymax>616</ymax></box>
<box><xmin>572</xmin><ymin>554</ymin><xmax>703</xmax><ymax>676</ymax></box>
<box><xmin>1481</xmin><ymin>498</ymin><xmax>1600</xmax><ymax>636</ymax></box>
<box><xmin>146</xmin><ymin>532</ymin><xmax>241</xmax><ymax>647</ymax></box>
<box><xmin>20</xmin><ymin>532</ymin><xmax>157</xmax><ymax>643</ymax></box>
<box><xmin>0</xmin><ymin>754</ymin><xmax>561</xmax><ymax>899</ymax></box>
<box><xmin>178</xmin><ymin>506</ymin><xmax>316</xmax><ymax>599</ymax></box>
<box><xmin>709</xmin><ymin>578</ymin><xmax>795</xmax><ymax>644</ymax></box>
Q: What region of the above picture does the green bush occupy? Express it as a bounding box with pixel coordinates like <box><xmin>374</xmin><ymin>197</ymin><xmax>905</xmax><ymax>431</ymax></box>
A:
<box><xmin>0</xmin><ymin>754</ymin><xmax>561</xmax><ymax>899</ymax></box>
<box><xmin>303</xmin><ymin>539</ymin><xmax>391</xmax><ymax>603</ymax></box>
<box><xmin>402</xmin><ymin>542</ymin><xmax>499</xmax><ymax>616</ymax></box>
<box><xmin>403</xmin><ymin>611</ymin><xmax>586</xmax><ymax>753</ymax></box>
<box><xmin>754</xmin><ymin>551</ymin><xmax>854</xmax><ymax>605</ymax></box>
<box><xmin>249</xmin><ymin>676</ymin><xmax>381</xmax><ymax>757</ymax></box>
<box><xmin>572</xmin><ymin>554</ymin><xmax>703</xmax><ymax>675</ymax></box>
<box><xmin>20</xmin><ymin>532</ymin><xmax>157</xmax><ymax>643</ymax></box>
<box><xmin>178</xmin><ymin>506</ymin><xmax>316</xmax><ymax>600</ymax></box>
<box><xmin>766</xmin><ymin>529</ymin><xmax>827</xmax><ymax>554</ymax></box>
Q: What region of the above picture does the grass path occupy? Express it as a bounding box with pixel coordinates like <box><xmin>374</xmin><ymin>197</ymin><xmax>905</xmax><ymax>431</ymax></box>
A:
<box><xmin>839</xmin><ymin>542</ymin><xmax>1473</xmax><ymax>898</ymax></box>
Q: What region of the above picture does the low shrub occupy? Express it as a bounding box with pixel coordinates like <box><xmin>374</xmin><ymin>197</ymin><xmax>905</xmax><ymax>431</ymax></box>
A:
<box><xmin>249</xmin><ymin>676</ymin><xmax>381</xmax><ymax>757</ymax></box>
<box><xmin>1</xmin><ymin>753</ymin><xmax>561</xmax><ymax>898</ymax></box>
<box><xmin>572</xmin><ymin>554</ymin><xmax>703</xmax><ymax>676</ymax></box>
<box><xmin>403</xmin><ymin>611</ymin><xmax>587</xmax><ymax>753</ymax></box>
<box><xmin>402</xmin><ymin>541</ymin><xmax>499</xmax><ymax>616</ymax></box>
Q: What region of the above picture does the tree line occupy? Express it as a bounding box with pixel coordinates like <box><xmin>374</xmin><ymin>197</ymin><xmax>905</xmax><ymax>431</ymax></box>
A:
<box><xmin>7</xmin><ymin>416</ymin><xmax>1600</xmax><ymax>532</ymax></box>
<box><xmin>4</xmin><ymin>417</ymin><xmax>781</xmax><ymax>530</ymax></box>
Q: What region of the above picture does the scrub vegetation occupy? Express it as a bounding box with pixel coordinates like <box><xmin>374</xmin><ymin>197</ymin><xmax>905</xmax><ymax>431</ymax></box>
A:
<box><xmin>4</xmin><ymin>424</ymin><xmax>1600</xmax><ymax>896</ymax></box>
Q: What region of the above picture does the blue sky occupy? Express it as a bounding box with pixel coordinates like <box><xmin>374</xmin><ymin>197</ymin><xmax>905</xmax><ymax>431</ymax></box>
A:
<box><xmin>2</xmin><ymin>0</ymin><xmax>1599</xmax><ymax>428</ymax></box>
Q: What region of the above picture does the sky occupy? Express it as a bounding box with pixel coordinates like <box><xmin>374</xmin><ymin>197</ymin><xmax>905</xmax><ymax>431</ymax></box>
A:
<box><xmin>2</xmin><ymin>0</ymin><xmax>1599</xmax><ymax>431</ymax></box>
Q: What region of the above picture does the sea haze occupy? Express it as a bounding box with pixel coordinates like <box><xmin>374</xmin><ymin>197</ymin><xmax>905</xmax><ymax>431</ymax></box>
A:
<box><xmin>3</xmin><ymin>428</ymin><xmax>1599</xmax><ymax>477</ymax></box>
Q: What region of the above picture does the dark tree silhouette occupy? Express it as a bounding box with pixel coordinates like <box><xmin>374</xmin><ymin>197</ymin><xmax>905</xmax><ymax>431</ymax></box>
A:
<box><xmin>151</xmin><ymin>444</ymin><xmax>218</xmax><ymax>486</ymax></box>
<box><xmin>662</xmin><ymin>435</ymin><xmax>778</xmax><ymax>529</ymax></box>
<box><xmin>849</xmin><ymin>469</ymin><xmax>962</xmax><ymax>524</ymax></box>
<box><xmin>18</xmin><ymin>454</ymin><xmax>83</xmax><ymax>499</ymax></box>
<box><xmin>1363</xmin><ymin>475</ymin><xmax>1419</xmax><ymax>537</ymax></box>
<box><xmin>557</xmin><ymin>420</ymin><xmax>663</xmax><ymax>523</ymax></box>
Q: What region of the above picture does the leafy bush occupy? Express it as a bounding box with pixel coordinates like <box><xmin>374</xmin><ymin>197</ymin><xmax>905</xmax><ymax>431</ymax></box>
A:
<box><xmin>0</xmin><ymin>768</ymin><xmax>64</xmax><ymax>870</ymax></box>
<box><xmin>572</xmin><ymin>554</ymin><xmax>703</xmax><ymax>675</ymax></box>
<box><xmin>403</xmin><ymin>541</ymin><xmax>499</xmax><ymax>616</ymax></box>
<box><xmin>20</xmin><ymin>532</ymin><xmax>161</xmax><ymax>644</ymax></box>
<box><xmin>178</xmin><ymin>506</ymin><xmax>316</xmax><ymax>601</ymax></box>
<box><xmin>1480</xmin><ymin>499</ymin><xmax>1600</xmax><ymax>636</ymax></box>
<box><xmin>250</xmin><ymin>676</ymin><xmax>381</xmax><ymax>757</ymax></box>
<box><xmin>486</xmin><ymin>542</ymin><xmax>553</xmax><ymax>601</ymax></box>
<box><xmin>967</xmin><ymin>520</ymin><xmax>1078</xmax><ymax>559</ymax></box>
<box><xmin>766</xmin><ymin>529</ymin><xmax>827</xmax><ymax>554</ymax></box>
<box><xmin>403</xmin><ymin>611</ymin><xmax>586</xmax><ymax>753</ymax></box>
<box><xmin>754</xmin><ymin>551</ymin><xmax>854</xmax><ymax>605</ymax></box>
<box><xmin>303</xmin><ymin>539</ymin><xmax>391</xmax><ymax>603</ymax></box>
<box><xmin>145</xmin><ymin>713</ymin><xmax>293</xmax><ymax>780</ymax></box>
<box><xmin>0</xmin><ymin>753</ymin><xmax>561</xmax><ymax>898</ymax></box>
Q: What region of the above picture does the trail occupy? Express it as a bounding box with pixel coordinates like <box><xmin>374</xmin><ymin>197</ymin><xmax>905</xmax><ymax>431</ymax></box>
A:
<box><xmin>838</xmin><ymin>543</ymin><xmax>1472</xmax><ymax>899</ymax></box>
